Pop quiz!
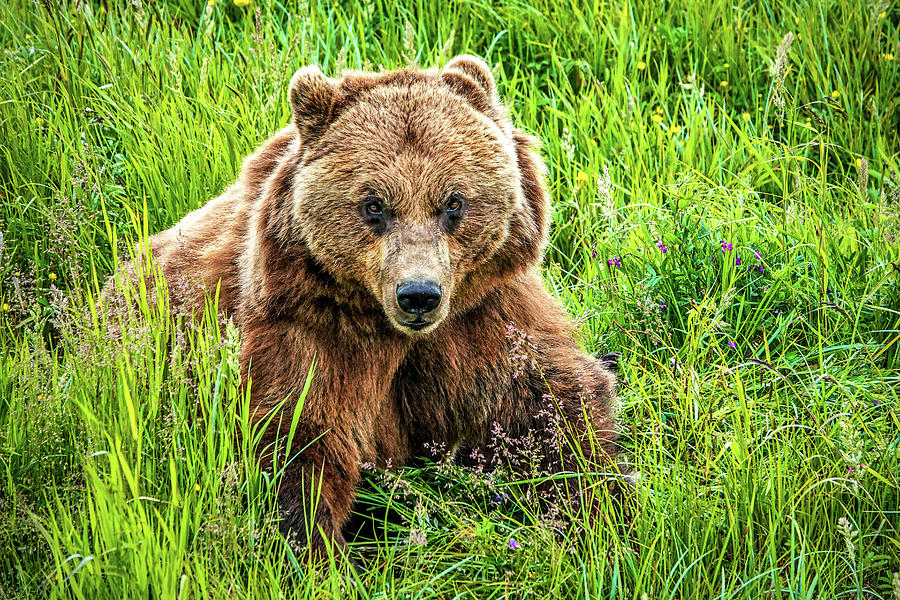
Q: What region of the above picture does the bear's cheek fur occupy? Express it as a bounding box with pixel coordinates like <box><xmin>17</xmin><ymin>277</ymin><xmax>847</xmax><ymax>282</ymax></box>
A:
<box><xmin>292</xmin><ymin>172</ymin><xmax>385</xmax><ymax>299</ymax></box>
<box><xmin>443</xmin><ymin>183</ymin><xmax>520</xmax><ymax>283</ymax></box>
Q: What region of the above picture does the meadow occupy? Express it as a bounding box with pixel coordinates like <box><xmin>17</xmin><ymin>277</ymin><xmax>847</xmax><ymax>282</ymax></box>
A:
<box><xmin>1</xmin><ymin>0</ymin><xmax>900</xmax><ymax>597</ymax></box>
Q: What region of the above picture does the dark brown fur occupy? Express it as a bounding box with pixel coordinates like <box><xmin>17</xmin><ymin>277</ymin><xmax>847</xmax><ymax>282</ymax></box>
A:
<box><xmin>113</xmin><ymin>56</ymin><xmax>618</xmax><ymax>555</ymax></box>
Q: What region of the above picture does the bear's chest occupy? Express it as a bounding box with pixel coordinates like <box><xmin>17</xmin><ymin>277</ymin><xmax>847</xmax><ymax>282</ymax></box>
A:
<box><xmin>390</xmin><ymin>334</ymin><xmax>515</xmax><ymax>451</ymax></box>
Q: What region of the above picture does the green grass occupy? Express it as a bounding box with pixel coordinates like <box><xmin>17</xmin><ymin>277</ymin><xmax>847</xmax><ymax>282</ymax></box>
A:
<box><xmin>2</xmin><ymin>0</ymin><xmax>900</xmax><ymax>597</ymax></box>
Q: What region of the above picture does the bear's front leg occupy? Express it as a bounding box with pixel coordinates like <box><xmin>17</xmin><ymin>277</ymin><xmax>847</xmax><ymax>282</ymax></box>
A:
<box><xmin>490</xmin><ymin>282</ymin><xmax>621</xmax><ymax>508</ymax></box>
<box><xmin>240</xmin><ymin>320</ymin><xmax>408</xmax><ymax>558</ymax></box>
<box><xmin>444</xmin><ymin>276</ymin><xmax>619</xmax><ymax>493</ymax></box>
<box><xmin>270</xmin><ymin>432</ymin><xmax>360</xmax><ymax>554</ymax></box>
<box><xmin>516</xmin><ymin>332</ymin><xmax>619</xmax><ymax>473</ymax></box>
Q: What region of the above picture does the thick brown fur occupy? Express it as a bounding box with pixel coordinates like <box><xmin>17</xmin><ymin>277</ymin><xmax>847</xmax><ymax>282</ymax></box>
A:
<box><xmin>112</xmin><ymin>56</ymin><xmax>618</xmax><ymax>555</ymax></box>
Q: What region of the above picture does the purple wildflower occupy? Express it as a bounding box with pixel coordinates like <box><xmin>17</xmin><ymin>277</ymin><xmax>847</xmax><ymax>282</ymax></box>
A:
<box><xmin>752</xmin><ymin>250</ymin><xmax>764</xmax><ymax>272</ymax></box>
<box><xmin>508</xmin><ymin>539</ymin><xmax>520</xmax><ymax>550</ymax></box>
<box><xmin>659</xmin><ymin>299</ymin><xmax>667</xmax><ymax>309</ymax></box>
<box><xmin>656</xmin><ymin>238</ymin><xmax>667</xmax><ymax>253</ymax></box>
<box><xmin>721</xmin><ymin>240</ymin><xmax>733</xmax><ymax>253</ymax></box>
<box><xmin>735</xmin><ymin>256</ymin><xmax>741</xmax><ymax>266</ymax></box>
<box><xmin>608</xmin><ymin>256</ymin><xmax>621</xmax><ymax>267</ymax></box>
<box><xmin>727</xmin><ymin>340</ymin><xmax>737</xmax><ymax>349</ymax></box>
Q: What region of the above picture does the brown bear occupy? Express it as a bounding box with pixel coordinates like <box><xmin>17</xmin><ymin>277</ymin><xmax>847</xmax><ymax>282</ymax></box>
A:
<box><xmin>120</xmin><ymin>55</ymin><xmax>618</xmax><ymax>555</ymax></box>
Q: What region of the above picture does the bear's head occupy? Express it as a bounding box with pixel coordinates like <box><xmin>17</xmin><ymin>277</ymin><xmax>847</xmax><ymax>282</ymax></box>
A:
<box><xmin>282</xmin><ymin>55</ymin><xmax>549</xmax><ymax>335</ymax></box>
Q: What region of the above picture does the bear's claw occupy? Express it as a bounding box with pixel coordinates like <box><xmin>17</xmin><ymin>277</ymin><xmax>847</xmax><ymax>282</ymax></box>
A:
<box><xmin>596</xmin><ymin>351</ymin><xmax>621</xmax><ymax>373</ymax></box>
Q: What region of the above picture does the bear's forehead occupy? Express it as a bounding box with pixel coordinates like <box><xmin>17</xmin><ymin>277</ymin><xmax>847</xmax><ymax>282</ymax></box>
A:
<box><xmin>324</xmin><ymin>80</ymin><xmax>508</xmax><ymax>156</ymax></box>
<box><xmin>316</xmin><ymin>92</ymin><xmax>514</xmax><ymax>192</ymax></box>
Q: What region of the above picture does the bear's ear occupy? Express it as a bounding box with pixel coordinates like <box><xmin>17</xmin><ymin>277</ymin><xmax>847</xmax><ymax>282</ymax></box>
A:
<box><xmin>441</xmin><ymin>54</ymin><xmax>499</xmax><ymax>114</ymax></box>
<box><xmin>288</xmin><ymin>65</ymin><xmax>337</xmax><ymax>143</ymax></box>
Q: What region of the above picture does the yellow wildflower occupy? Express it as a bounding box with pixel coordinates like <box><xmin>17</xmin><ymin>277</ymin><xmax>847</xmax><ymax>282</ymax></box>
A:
<box><xmin>194</xmin><ymin>483</ymin><xmax>201</xmax><ymax>491</ymax></box>
<box><xmin>878</xmin><ymin>11</ymin><xmax>886</xmax><ymax>19</ymax></box>
<box><xmin>575</xmin><ymin>171</ymin><xmax>590</xmax><ymax>186</ymax></box>
<box><xmin>1</xmin><ymin>303</ymin><xmax>9</xmax><ymax>311</ymax></box>
<box><xmin>636</xmin><ymin>61</ymin><xmax>646</xmax><ymax>70</ymax></box>
<box><xmin>855</xmin><ymin>158</ymin><xmax>863</xmax><ymax>168</ymax></box>
<box><xmin>668</xmin><ymin>124</ymin><xmax>682</xmax><ymax>134</ymax></box>
<box><xmin>48</xmin><ymin>272</ymin><xmax>57</xmax><ymax>281</ymax></box>
<box><xmin>724</xmin><ymin>62</ymin><xmax>730</xmax><ymax>68</ymax></box>
<box><xmin>655</xmin><ymin>105</ymin><xmax>664</xmax><ymax>114</ymax></box>
<box><xmin>233</xmin><ymin>0</ymin><xmax>251</xmax><ymax>6</ymax></box>
<box><xmin>208</xmin><ymin>0</ymin><xmax>215</xmax><ymax>5</ymax></box>
<box><xmin>741</xmin><ymin>112</ymin><xmax>751</xmax><ymax>121</ymax></box>
<box><xmin>651</xmin><ymin>114</ymin><xmax>663</xmax><ymax>124</ymax></box>
<box><xmin>719</xmin><ymin>80</ymin><xmax>728</xmax><ymax>88</ymax></box>
<box><xmin>881</xmin><ymin>53</ymin><xmax>895</xmax><ymax>61</ymax></box>
<box><xmin>830</xmin><ymin>90</ymin><xmax>840</xmax><ymax>100</ymax></box>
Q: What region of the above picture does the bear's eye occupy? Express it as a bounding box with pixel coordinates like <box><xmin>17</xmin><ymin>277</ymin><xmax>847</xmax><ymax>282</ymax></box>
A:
<box><xmin>441</xmin><ymin>192</ymin><xmax>466</xmax><ymax>234</ymax></box>
<box><xmin>365</xmin><ymin>200</ymin><xmax>383</xmax><ymax>216</ymax></box>
<box><xmin>361</xmin><ymin>195</ymin><xmax>388</xmax><ymax>235</ymax></box>
<box><xmin>445</xmin><ymin>192</ymin><xmax>466</xmax><ymax>213</ymax></box>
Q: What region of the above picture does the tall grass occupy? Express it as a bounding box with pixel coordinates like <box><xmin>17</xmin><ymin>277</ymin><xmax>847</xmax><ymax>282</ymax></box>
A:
<box><xmin>1</xmin><ymin>0</ymin><xmax>899</xmax><ymax>598</ymax></box>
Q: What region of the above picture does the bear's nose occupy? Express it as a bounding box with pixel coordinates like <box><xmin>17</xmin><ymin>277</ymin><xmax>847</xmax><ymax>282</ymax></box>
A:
<box><xmin>396</xmin><ymin>280</ymin><xmax>442</xmax><ymax>315</ymax></box>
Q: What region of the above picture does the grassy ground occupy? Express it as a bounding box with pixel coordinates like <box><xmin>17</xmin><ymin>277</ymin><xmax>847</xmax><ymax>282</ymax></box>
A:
<box><xmin>2</xmin><ymin>0</ymin><xmax>900</xmax><ymax>597</ymax></box>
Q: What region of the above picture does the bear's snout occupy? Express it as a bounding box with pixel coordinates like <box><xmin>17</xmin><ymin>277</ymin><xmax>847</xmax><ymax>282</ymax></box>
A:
<box><xmin>396</xmin><ymin>280</ymin><xmax>442</xmax><ymax>329</ymax></box>
<box><xmin>379</xmin><ymin>224</ymin><xmax>453</xmax><ymax>335</ymax></box>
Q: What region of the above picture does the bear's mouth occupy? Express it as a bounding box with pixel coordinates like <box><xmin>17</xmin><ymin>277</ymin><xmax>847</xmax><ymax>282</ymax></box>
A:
<box><xmin>401</xmin><ymin>318</ymin><xmax>431</xmax><ymax>331</ymax></box>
